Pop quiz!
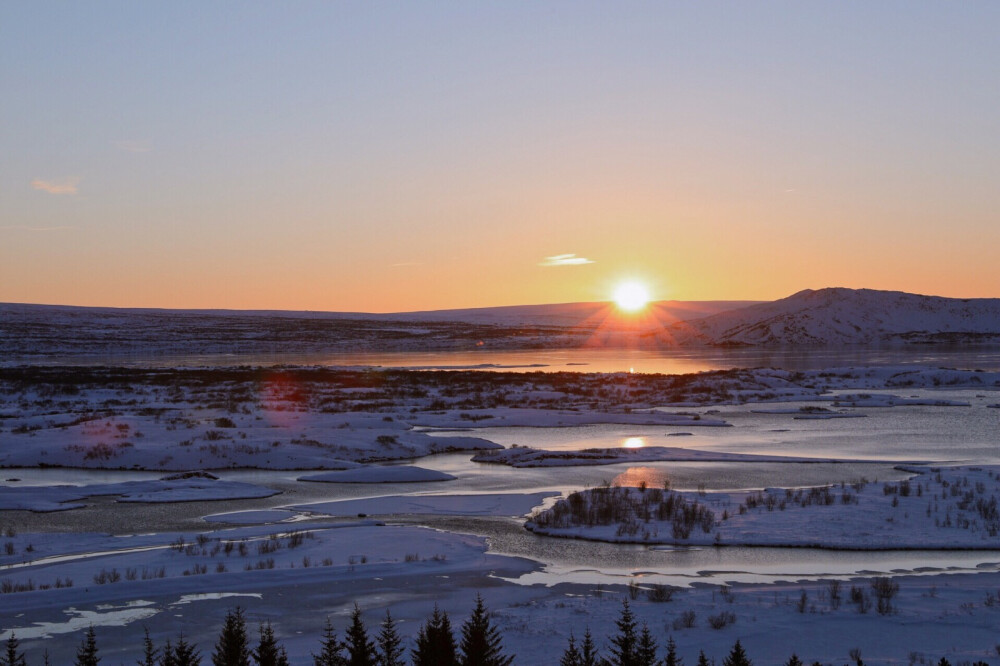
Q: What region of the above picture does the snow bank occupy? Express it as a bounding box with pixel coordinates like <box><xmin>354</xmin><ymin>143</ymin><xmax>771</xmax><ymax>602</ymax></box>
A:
<box><xmin>0</xmin><ymin>476</ymin><xmax>278</xmax><ymax>512</ymax></box>
<box><xmin>202</xmin><ymin>509</ymin><xmax>298</xmax><ymax>524</ymax></box>
<box><xmin>528</xmin><ymin>466</ymin><xmax>1000</xmax><ymax>549</ymax></box>
<box><xmin>297</xmin><ymin>492</ymin><xmax>558</xmax><ymax>517</ymax></box>
<box><xmin>298</xmin><ymin>466</ymin><xmax>456</xmax><ymax>483</ymax></box>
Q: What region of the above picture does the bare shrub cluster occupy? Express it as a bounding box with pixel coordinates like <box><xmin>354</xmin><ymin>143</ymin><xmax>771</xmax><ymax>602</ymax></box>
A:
<box><xmin>531</xmin><ymin>484</ymin><xmax>714</xmax><ymax>540</ymax></box>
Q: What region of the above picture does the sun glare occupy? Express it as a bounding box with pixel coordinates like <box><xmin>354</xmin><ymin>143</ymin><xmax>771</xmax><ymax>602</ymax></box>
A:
<box><xmin>613</xmin><ymin>281</ymin><xmax>651</xmax><ymax>312</ymax></box>
<box><xmin>622</xmin><ymin>437</ymin><xmax>646</xmax><ymax>449</ymax></box>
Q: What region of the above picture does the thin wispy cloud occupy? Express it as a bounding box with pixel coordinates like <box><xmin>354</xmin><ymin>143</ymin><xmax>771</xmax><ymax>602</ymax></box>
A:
<box><xmin>391</xmin><ymin>262</ymin><xmax>423</xmax><ymax>268</ymax></box>
<box><xmin>31</xmin><ymin>177</ymin><xmax>79</xmax><ymax>195</ymax></box>
<box><xmin>539</xmin><ymin>253</ymin><xmax>594</xmax><ymax>267</ymax></box>
<box><xmin>0</xmin><ymin>225</ymin><xmax>75</xmax><ymax>232</ymax></box>
<box><xmin>115</xmin><ymin>140</ymin><xmax>152</xmax><ymax>153</ymax></box>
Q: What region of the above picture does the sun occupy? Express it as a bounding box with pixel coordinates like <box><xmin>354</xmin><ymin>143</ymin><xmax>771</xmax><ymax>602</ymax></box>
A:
<box><xmin>613</xmin><ymin>281</ymin><xmax>651</xmax><ymax>312</ymax></box>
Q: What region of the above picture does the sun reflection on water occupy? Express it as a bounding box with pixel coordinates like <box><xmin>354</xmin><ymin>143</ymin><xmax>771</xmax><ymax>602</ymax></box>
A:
<box><xmin>622</xmin><ymin>437</ymin><xmax>646</xmax><ymax>449</ymax></box>
<box><xmin>612</xmin><ymin>466</ymin><xmax>670</xmax><ymax>489</ymax></box>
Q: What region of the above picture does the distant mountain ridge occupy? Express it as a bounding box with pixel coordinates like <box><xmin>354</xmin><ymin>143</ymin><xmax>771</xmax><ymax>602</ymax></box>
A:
<box><xmin>0</xmin><ymin>300</ymin><xmax>755</xmax><ymax>328</ymax></box>
<box><xmin>0</xmin><ymin>299</ymin><xmax>758</xmax><ymax>360</ymax></box>
<box><xmin>672</xmin><ymin>288</ymin><xmax>1000</xmax><ymax>346</ymax></box>
<box><xmin>3</xmin><ymin>289</ymin><xmax>1000</xmax><ymax>359</ymax></box>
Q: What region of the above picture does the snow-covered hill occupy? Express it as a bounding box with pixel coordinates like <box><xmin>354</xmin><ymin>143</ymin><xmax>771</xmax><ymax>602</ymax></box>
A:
<box><xmin>672</xmin><ymin>288</ymin><xmax>1000</xmax><ymax>346</ymax></box>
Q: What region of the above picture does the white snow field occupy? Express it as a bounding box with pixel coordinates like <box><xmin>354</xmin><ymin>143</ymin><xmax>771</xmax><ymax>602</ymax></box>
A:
<box><xmin>295</xmin><ymin>492</ymin><xmax>559</xmax><ymax>517</ymax></box>
<box><xmin>2</xmin><ymin>364</ymin><xmax>999</xmax><ymax>472</ymax></box>
<box><xmin>298</xmin><ymin>465</ymin><xmax>456</xmax><ymax>483</ymax></box>
<box><xmin>0</xmin><ymin>474</ymin><xmax>278</xmax><ymax>512</ymax></box>
<box><xmin>527</xmin><ymin>465</ymin><xmax>1000</xmax><ymax>549</ymax></box>
<box><xmin>2</xmin><ymin>359</ymin><xmax>1000</xmax><ymax>664</ymax></box>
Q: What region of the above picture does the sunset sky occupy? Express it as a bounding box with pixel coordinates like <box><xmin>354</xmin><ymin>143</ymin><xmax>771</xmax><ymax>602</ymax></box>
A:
<box><xmin>3</xmin><ymin>2</ymin><xmax>999</xmax><ymax>312</ymax></box>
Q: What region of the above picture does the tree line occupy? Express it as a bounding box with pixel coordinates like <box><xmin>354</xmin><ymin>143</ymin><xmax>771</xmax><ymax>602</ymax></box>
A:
<box><xmin>1</xmin><ymin>598</ymin><xmax>991</xmax><ymax>666</ymax></box>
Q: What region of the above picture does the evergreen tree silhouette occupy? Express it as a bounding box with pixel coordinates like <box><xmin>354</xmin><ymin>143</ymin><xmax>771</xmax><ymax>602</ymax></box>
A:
<box><xmin>459</xmin><ymin>594</ymin><xmax>514</xmax><ymax>666</ymax></box>
<box><xmin>637</xmin><ymin>625</ymin><xmax>658</xmax><ymax>666</ymax></box>
<box><xmin>560</xmin><ymin>633</ymin><xmax>582</xmax><ymax>666</ymax></box>
<box><xmin>163</xmin><ymin>640</ymin><xmax>177</xmax><ymax>666</ymax></box>
<box><xmin>785</xmin><ymin>655</ymin><xmax>803</xmax><ymax>666</ymax></box>
<box><xmin>313</xmin><ymin>618</ymin><xmax>347</xmax><ymax>666</ymax></box>
<box><xmin>345</xmin><ymin>604</ymin><xmax>376</xmax><ymax>666</ymax></box>
<box><xmin>2</xmin><ymin>634</ymin><xmax>27</xmax><ymax>666</ymax></box>
<box><xmin>377</xmin><ymin>610</ymin><xmax>405</xmax><ymax>666</ymax></box>
<box><xmin>697</xmin><ymin>650</ymin><xmax>710</xmax><ymax>666</ymax></box>
<box><xmin>607</xmin><ymin>600</ymin><xmax>638</xmax><ymax>666</ymax></box>
<box><xmin>579</xmin><ymin>628</ymin><xmax>599</xmax><ymax>666</ymax></box>
<box><xmin>253</xmin><ymin>622</ymin><xmax>288</xmax><ymax>666</ymax></box>
<box><xmin>212</xmin><ymin>607</ymin><xmax>251</xmax><ymax>666</ymax></box>
<box><xmin>74</xmin><ymin>626</ymin><xmax>100</xmax><ymax>666</ymax></box>
<box><xmin>412</xmin><ymin>605</ymin><xmax>458</xmax><ymax>666</ymax></box>
<box><xmin>723</xmin><ymin>640</ymin><xmax>751</xmax><ymax>666</ymax></box>
<box><xmin>172</xmin><ymin>635</ymin><xmax>202</xmax><ymax>666</ymax></box>
<box><xmin>137</xmin><ymin>627</ymin><xmax>158</xmax><ymax>666</ymax></box>
<box><xmin>665</xmin><ymin>637</ymin><xmax>682</xmax><ymax>666</ymax></box>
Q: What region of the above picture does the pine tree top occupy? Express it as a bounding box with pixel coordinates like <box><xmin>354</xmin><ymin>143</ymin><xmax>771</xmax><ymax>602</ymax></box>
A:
<box><xmin>212</xmin><ymin>607</ymin><xmax>251</xmax><ymax>666</ymax></box>
<box><xmin>74</xmin><ymin>627</ymin><xmax>101</xmax><ymax>666</ymax></box>
<box><xmin>313</xmin><ymin>617</ymin><xmax>346</xmax><ymax>666</ymax></box>
<box><xmin>346</xmin><ymin>604</ymin><xmax>376</xmax><ymax>666</ymax></box>
<box><xmin>5</xmin><ymin>633</ymin><xmax>27</xmax><ymax>666</ymax></box>
<box><xmin>459</xmin><ymin>594</ymin><xmax>513</xmax><ymax>666</ymax></box>
<box><xmin>560</xmin><ymin>633</ymin><xmax>582</xmax><ymax>666</ymax></box>
<box><xmin>723</xmin><ymin>640</ymin><xmax>752</xmax><ymax>666</ymax></box>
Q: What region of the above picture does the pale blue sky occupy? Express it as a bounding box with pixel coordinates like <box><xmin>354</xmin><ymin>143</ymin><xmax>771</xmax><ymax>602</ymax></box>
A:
<box><xmin>3</xmin><ymin>2</ymin><xmax>999</xmax><ymax>310</ymax></box>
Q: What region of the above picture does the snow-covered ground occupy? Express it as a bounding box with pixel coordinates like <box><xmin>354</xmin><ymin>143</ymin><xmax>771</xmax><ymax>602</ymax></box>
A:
<box><xmin>0</xmin><ymin>473</ymin><xmax>278</xmax><ymax>512</ymax></box>
<box><xmin>527</xmin><ymin>465</ymin><xmax>1000</xmax><ymax>549</ymax></box>
<box><xmin>295</xmin><ymin>492</ymin><xmax>559</xmax><ymax>517</ymax></box>
<box><xmin>2</xmin><ymin>364</ymin><xmax>998</xmax><ymax>472</ymax></box>
<box><xmin>298</xmin><ymin>465</ymin><xmax>456</xmax><ymax>483</ymax></box>
<box><xmin>0</xmin><ymin>521</ymin><xmax>538</xmax><ymax>660</ymax></box>
<box><xmin>2</xmin><ymin>517</ymin><xmax>1000</xmax><ymax>665</ymax></box>
<box><xmin>3</xmin><ymin>363</ymin><xmax>1000</xmax><ymax>663</ymax></box>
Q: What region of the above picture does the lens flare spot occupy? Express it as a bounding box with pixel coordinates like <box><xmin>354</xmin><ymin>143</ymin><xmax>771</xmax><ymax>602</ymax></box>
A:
<box><xmin>260</xmin><ymin>372</ymin><xmax>307</xmax><ymax>428</ymax></box>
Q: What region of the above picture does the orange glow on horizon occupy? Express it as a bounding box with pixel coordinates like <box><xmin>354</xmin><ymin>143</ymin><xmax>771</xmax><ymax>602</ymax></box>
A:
<box><xmin>569</xmin><ymin>299</ymin><xmax>696</xmax><ymax>352</ymax></box>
